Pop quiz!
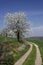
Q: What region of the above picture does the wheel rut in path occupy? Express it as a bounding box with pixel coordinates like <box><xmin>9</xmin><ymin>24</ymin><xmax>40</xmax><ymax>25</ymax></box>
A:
<box><xmin>33</xmin><ymin>43</ymin><xmax>42</xmax><ymax>65</ymax></box>
<box><xmin>14</xmin><ymin>42</ymin><xmax>33</xmax><ymax>65</ymax></box>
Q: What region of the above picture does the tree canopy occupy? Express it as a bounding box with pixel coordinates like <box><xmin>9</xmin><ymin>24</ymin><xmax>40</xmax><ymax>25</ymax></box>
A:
<box><xmin>5</xmin><ymin>12</ymin><xmax>31</xmax><ymax>41</ymax></box>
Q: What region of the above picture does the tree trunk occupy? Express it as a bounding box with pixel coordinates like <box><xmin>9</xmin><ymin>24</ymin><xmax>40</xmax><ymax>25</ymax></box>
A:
<box><xmin>17</xmin><ymin>32</ymin><xmax>20</xmax><ymax>42</ymax></box>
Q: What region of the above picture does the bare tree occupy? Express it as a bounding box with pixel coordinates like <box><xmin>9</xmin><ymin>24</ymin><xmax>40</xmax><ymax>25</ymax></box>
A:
<box><xmin>5</xmin><ymin>12</ymin><xmax>31</xmax><ymax>42</ymax></box>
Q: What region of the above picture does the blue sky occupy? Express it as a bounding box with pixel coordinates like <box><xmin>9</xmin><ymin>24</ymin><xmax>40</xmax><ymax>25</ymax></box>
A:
<box><xmin>0</xmin><ymin>0</ymin><xmax>43</xmax><ymax>36</ymax></box>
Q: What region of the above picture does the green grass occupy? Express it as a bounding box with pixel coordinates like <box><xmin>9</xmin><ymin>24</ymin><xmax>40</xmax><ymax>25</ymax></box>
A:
<box><xmin>23</xmin><ymin>45</ymin><xmax>36</xmax><ymax>65</ymax></box>
<box><xmin>14</xmin><ymin>45</ymin><xmax>30</xmax><ymax>64</ymax></box>
<box><xmin>28</xmin><ymin>39</ymin><xmax>43</xmax><ymax>65</ymax></box>
<box><xmin>0</xmin><ymin>36</ymin><xmax>21</xmax><ymax>48</ymax></box>
<box><xmin>0</xmin><ymin>36</ymin><xmax>30</xmax><ymax>64</ymax></box>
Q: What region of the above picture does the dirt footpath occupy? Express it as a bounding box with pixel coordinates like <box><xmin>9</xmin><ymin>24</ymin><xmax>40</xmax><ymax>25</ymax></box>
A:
<box><xmin>33</xmin><ymin>43</ymin><xmax>42</xmax><ymax>65</ymax></box>
<box><xmin>14</xmin><ymin>42</ymin><xmax>33</xmax><ymax>65</ymax></box>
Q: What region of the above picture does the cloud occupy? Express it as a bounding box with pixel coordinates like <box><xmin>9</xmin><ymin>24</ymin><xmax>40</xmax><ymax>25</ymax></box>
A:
<box><xmin>24</xmin><ymin>24</ymin><xmax>43</xmax><ymax>37</ymax></box>
<box><xmin>32</xmin><ymin>26</ymin><xmax>43</xmax><ymax>30</ymax></box>
<box><xmin>30</xmin><ymin>26</ymin><xmax>43</xmax><ymax>36</ymax></box>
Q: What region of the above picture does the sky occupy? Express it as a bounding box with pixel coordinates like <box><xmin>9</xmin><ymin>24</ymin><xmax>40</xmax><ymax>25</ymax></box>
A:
<box><xmin>0</xmin><ymin>0</ymin><xmax>43</xmax><ymax>37</ymax></box>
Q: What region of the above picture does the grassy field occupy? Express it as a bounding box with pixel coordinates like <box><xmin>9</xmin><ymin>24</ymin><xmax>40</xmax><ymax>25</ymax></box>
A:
<box><xmin>0</xmin><ymin>36</ymin><xmax>30</xmax><ymax>65</ymax></box>
<box><xmin>27</xmin><ymin>39</ymin><xmax>43</xmax><ymax>65</ymax></box>
<box><xmin>23</xmin><ymin>45</ymin><xmax>36</xmax><ymax>65</ymax></box>
<box><xmin>0</xmin><ymin>36</ymin><xmax>43</xmax><ymax>65</ymax></box>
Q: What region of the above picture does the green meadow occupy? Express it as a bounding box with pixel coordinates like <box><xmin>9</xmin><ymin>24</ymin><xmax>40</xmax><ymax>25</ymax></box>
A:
<box><xmin>27</xmin><ymin>38</ymin><xmax>43</xmax><ymax>65</ymax></box>
<box><xmin>0</xmin><ymin>36</ymin><xmax>30</xmax><ymax>65</ymax></box>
